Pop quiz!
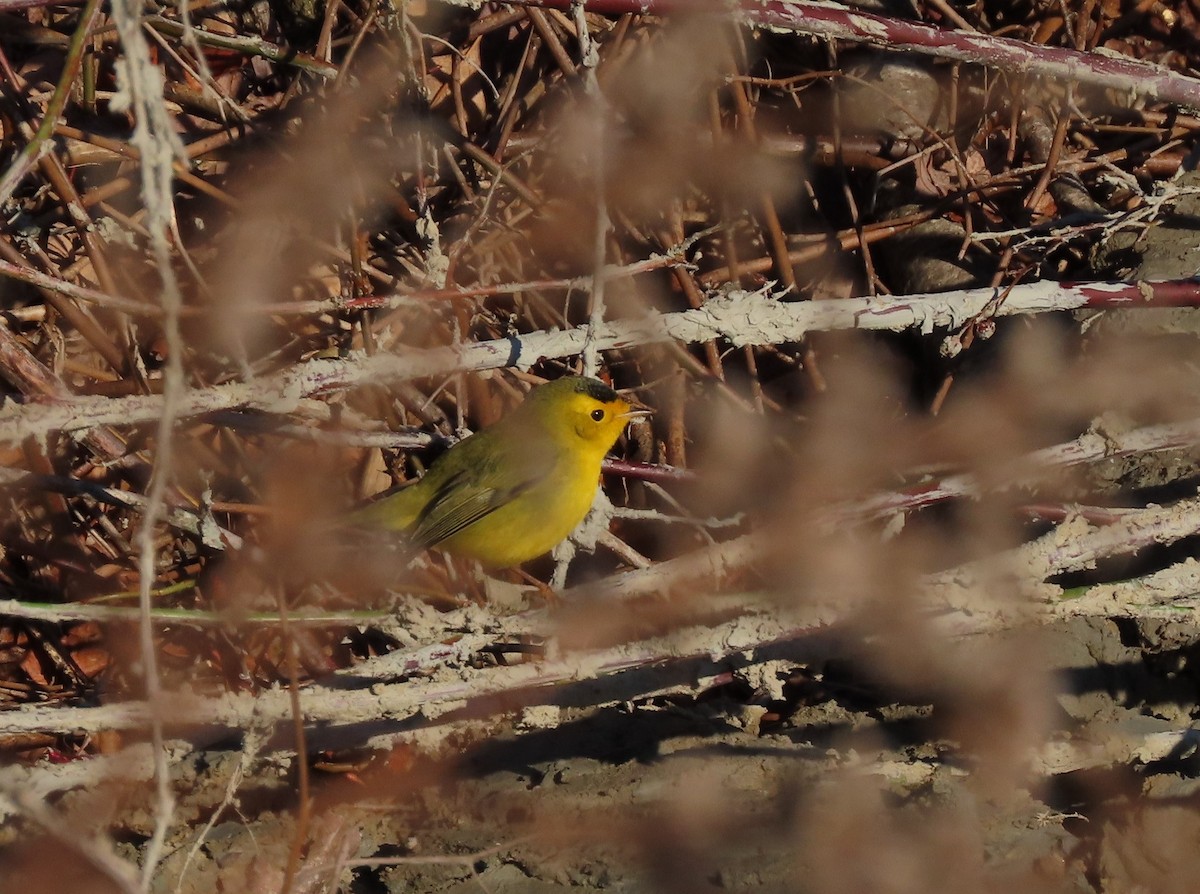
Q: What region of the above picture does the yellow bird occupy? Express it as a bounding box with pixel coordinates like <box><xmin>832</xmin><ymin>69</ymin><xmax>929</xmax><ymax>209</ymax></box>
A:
<box><xmin>351</xmin><ymin>376</ymin><xmax>649</xmax><ymax>568</ymax></box>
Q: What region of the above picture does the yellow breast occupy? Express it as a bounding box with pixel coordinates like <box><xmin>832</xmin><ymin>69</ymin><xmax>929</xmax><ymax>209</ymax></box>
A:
<box><xmin>439</xmin><ymin>455</ymin><xmax>600</xmax><ymax>567</ymax></box>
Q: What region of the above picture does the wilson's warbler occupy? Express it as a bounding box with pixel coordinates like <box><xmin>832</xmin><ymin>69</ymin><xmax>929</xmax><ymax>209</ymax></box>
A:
<box><xmin>352</xmin><ymin>376</ymin><xmax>649</xmax><ymax>568</ymax></box>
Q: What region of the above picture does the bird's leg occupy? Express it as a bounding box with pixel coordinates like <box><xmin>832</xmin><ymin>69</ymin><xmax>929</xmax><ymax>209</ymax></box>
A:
<box><xmin>510</xmin><ymin>566</ymin><xmax>561</xmax><ymax>607</ymax></box>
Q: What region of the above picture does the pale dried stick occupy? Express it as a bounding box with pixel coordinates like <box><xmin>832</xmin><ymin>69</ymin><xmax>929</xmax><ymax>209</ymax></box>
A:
<box><xmin>7</xmin><ymin>278</ymin><xmax>1200</xmax><ymax>446</ymax></box>
<box><xmin>109</xmin><ymin>0</ymin><xmax>189</xmax><ymax>884</ymax></box>
<box><xmin>0</xmin><ymin>605</ymin><xmax>821</xmax><ymax>737</ymax></box>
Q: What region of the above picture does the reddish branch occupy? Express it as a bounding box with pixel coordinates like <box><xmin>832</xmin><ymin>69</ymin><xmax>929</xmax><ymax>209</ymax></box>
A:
<box><xmin>523</xmin><ymin>0</ymin><xmax>1200</xmax><ymax>108</ymax></box>
<box><xmin>0</xmin><ymin>0</ymin><xmax>85</xmax><ymax>8</ymax></box>
<box><xmin>602</xmin><ymin>457</ymin><xmax>696</xmax><ymax>485</ymax></box>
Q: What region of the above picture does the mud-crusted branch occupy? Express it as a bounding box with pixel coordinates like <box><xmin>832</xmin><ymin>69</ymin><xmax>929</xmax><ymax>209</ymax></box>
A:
<box><xmin>3</xmin><ymin>279</ymin><xmax>1199</xmax><ymax>446</ymax></box>
<box><xmin>0</xmin><ymin>608</ymin><xmax>827</xmax><ymax>736</ymax></box>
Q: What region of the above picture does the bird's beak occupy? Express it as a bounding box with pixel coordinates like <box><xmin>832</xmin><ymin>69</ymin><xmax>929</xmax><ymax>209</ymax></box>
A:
<box><xmin>619</xmin><ymin>397</ymin><xmax>654</xmax><ymax>421</ymax></box>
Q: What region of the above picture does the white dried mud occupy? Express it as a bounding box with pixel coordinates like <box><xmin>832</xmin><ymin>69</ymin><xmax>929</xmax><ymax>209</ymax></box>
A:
<box><xmin>11</xmin><ymin>448</ymin><xmax>1200</xmax><ymax>891</ymax></box>
<box><xmin>5</xmin><ymin>587</ymin><xmax>1193</xmax><ymax>893</ymax></box>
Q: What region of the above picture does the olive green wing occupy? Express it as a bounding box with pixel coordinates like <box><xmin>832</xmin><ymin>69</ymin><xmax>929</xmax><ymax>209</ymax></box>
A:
<box><xmin>407</xmin><ymin>432</ymin><xmax>552</xmax><ymax>551</ymax></box>
<box><xmin>406</xmin><ymin>470</ymin><xmax>529</xmax><ymax>551</ymax></box>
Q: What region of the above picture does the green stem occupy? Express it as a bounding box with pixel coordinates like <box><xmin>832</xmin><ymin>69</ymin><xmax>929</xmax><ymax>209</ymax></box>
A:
<box><xmin>0</xmin><ymin>596</ymin><xmax>391</xmax><ymax>626</ymax></box>
<box><xmin>14</xmin><ymin>0</ymin><xmax>103</xmax><ymax>167</ymax></box>
<box><xmin>144</xmin><ymin>17</ymin><xmax>340</xmax><ymax>79</ymax></box>
<box><xmin>84</xmin><ymin>579</ymin><xmax>199</xmax><ymax>603</ymax></box>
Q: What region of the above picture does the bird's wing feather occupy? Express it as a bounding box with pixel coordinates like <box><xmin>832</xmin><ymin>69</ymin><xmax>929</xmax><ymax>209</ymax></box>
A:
<box><xmin>408</xmin><ymin>432</ymin><xmax>551</xmax><ymax>550</ymax></box>
<box><xmin>408</xmin><ymin>471</ymin><xmax>535</xmax><ymax>550</ymax></box>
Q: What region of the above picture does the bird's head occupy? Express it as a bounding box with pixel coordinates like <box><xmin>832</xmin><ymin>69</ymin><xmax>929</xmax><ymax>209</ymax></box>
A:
<box><xmin>523</xmin><ymin>376</ymin><xmax>651</xmax><ymax>453</ymax></box>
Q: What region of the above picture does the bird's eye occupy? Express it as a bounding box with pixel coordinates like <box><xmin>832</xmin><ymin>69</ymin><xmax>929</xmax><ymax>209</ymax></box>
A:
<box><xmin>590</xmin><ymin>408</ymin><xmax>606</xmax><ymax>422</ymax></box>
